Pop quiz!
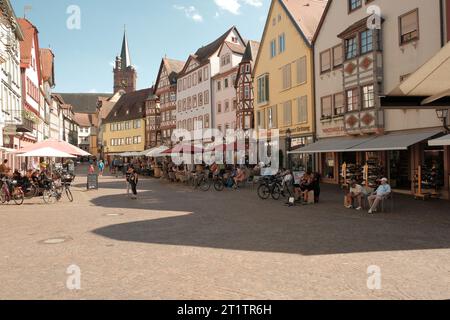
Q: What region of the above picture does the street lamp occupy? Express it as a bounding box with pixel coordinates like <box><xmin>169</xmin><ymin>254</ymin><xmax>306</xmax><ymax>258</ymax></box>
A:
<box><xmin>436</xmin><ymin>108</ymin><xmax>450</xmax><ymax>132</ymax></box>
<box><xmin>286</xmin><ymin>128</ymin><xmax>292</xmax><ymax>170</ymax></box>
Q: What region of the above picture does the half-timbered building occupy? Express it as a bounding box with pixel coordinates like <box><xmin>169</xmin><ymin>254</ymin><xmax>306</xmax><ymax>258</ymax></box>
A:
<box><xmin>235</xmin><ymin>40</ymin><xmax>260</xmax><ymax>130</ymax></box>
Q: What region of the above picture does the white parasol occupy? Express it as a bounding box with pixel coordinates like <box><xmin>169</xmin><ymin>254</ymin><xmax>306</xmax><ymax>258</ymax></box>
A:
<box><xmin>17</xmin><ymin>147</ymin><xmax>77</xmax><ymax>158</ymax></box>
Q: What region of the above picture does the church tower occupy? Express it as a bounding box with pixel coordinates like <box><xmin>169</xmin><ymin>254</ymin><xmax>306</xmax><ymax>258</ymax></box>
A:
<box><xmin>113</xmin><ymin>28</ymin><xmax>137</xmax><ymax>94</ymax></box>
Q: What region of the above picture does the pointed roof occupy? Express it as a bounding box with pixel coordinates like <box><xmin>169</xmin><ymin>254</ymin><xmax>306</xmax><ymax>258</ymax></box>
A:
<box><xmin>154</xmin><ymin>57</ymin><xmax>186</xmax><ymax>92</ymax></box>
<box><xmin>40</xmin><ymin>48</ymin><xmax>55</xmax><ymax>87</ymax></box>
<box><xmin>120</xmin><ymin>29</ymin><xmax>131</xmax><ymax>69</ymax></box>
<box><xmin>17</xmin><ymin>18</ymin><xmax>40</xmax><ymax>68</ymax></box>
<box><xmin>104</xmin><ymin>88</ymin><xmax>153</xmax><ymax>124</ymax></box>
<box><xmin>194</xmin><ymin>26</ymin><xmax>244</xmax><ymax>64</ymax></box>
<box><xmin>242</xmin><ymin>40</ymin><xmax>260</xmax><ymax>63</ymax></box>
<box><xmin>279</xmin><ymin>0</ymin><xmax>328</xmax><ymax>45</ymax></box>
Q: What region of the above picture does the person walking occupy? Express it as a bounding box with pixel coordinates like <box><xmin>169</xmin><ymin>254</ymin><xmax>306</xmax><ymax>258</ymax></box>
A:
<box><xmin>368</xmin><ymin>178</ymin><xmax>392</xmax><ymax>214</ymax></box>
<box><xmin>126</xmin><ymin>167</ymin><xmax>139</xmax><ymax>200</ymax></box>
<box><xmin>98</xmin><ymin>160</ymin><xmax>105</xmax><ymax>176</ymax></box>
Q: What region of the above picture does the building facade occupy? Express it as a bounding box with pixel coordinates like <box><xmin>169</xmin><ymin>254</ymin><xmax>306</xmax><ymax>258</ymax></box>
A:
<box><xmin>103</xmin><ymin>88</ymin><xmax>150</xmax><ymax>161</ymax></box>
<box><xmin>253</xmin><ymin>0</ymin><xmax>326</xmax><ymax>169</ymax></box>
<box><xmin>0</xmin><ymin>0</ymin><xmax>23</xmax><ymax>157</ymax></box>
<box><xmin>235</xmin><ymin>41</ymin><xmax>260</xmax><ymax>131</ymax></box>
<box><xmin>154</xmin><ymin>58</ymin><xmax>184</xmax><ymax>146</ymax></box>
<box><xmin>212</xmin><ymin>41</ymin><xmax>245</xmax><ymax>133</ymax></box>
<box><xmin>144</xmin><ymin>90</ymin><xmax>160</xmax><ymax>149</ymax></box>
<box><xmin>311</xmin><ymin>0</ymin><xmax>450</xmax><ymax>197</ymax></box>
<box><xmin>17</xmin><ymin>18</ymin><xmax>44</xmax><ymax>147</ymax></box>
<box><xmin>176</xmin><ymin>27</ymin><xmax>245</xmax><ymax>141</ymax></box>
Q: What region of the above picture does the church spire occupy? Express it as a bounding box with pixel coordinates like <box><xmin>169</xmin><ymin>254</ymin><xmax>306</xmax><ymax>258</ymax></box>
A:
<box><xmin>120</xmin><ymin>26</ymin><xmax>131</xmax><ymax>69</ymax></box>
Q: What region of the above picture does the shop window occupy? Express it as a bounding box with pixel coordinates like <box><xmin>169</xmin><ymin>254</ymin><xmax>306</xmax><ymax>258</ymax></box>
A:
<box><xmin>322</xmin><ymin>153</ymin><xmax>335</xmax><ymax>180</ymax></box>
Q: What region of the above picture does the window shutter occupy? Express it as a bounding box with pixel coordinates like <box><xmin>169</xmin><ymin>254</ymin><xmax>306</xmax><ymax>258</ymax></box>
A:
<box><xmin>401</xmin><ymin>11</ymin><xmax>418</xmax><ymax>34</ymax></box>
<box><xmin>283</xmin><ymin>101</ymin><xmax>292</xmax><ymax>126</ymax></box>
<box><xmin>296</xmin><ymin>57</ymin><xmax>307</xmax><ymax>84</ymax></box>
<box><xmin>297</xmin><ymin>96</ymin><xmax>308</xmax><ymax>123</ymax></box>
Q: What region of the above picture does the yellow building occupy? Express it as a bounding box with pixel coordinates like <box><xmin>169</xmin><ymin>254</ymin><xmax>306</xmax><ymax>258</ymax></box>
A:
<box><xmin>102</xmin><ymin>88</ymin><xmax>152</xmax><ymax>161</ymax></box>
<box><xmin>253</xmin><ymin>0</ymin><xmax>327</xmax><ymax>169</ymax></box>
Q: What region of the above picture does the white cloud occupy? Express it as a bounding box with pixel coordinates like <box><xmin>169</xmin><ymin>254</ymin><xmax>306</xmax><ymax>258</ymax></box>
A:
<box><xmin>88</xmin><ymin>89</ymin><xmax>97</xmax><ymax>93</ymax></box>
<box><xmin>214</xmin><ymin>0</ymin><xmax>263</xmax><ymax>15</ymax></box>
<box><xmin>173</xmin><ymin>5</ymin><xmax>203</xmax><ymax>22</ymax></box>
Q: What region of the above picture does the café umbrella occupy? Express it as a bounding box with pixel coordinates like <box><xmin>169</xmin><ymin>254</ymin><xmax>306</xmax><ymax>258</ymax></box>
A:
<box><xmin>17</xmin><ymin>147</ymin><xmax>76</xmax><ymax>158</ymax></box>
<box><xmin>14</xmin><ymin>139</ymin><xmax>91</xmax><ymax>157</ymax></box>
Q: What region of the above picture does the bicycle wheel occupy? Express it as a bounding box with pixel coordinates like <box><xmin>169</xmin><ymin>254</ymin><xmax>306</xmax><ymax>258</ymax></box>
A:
<box><xmin>214</xmin><ymin>180</ymin><xmax>224</xmax><ymax>192</ymax></box>
<box><xmin>43</xmin><ymin>190</ymin><xmax>56</xmax><ymax>204</ymax></box>
<box><xmin>271</xmin><ymin>184</ymin><xmax>281</xmax><ymax>200</ymax></box>
<box><xmin>199</xmin><ymin>179</ymin><xmax>211</xmax><ymax>192</ymax></box>
<box><xmin>24</xmin><ymin>184</ymin><xmax>37</xmax><ymax>199</ymax></box>
<box><xmin>13</xmin><ymin>189</ymin><xmax>24</xmax><ymax>206</ymax></box>
<box><xmin>65</xmin><ymin>188</ymin><xmax>74</xmax><ymax>202</ymax></box>
<box><xmin>257</xmin><ymin>184</ymin><xmax>270</xmax><ymax>200</ymax></box>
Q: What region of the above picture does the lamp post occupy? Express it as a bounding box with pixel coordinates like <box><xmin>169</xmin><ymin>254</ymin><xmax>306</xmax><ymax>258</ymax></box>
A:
<box><xmin>286</xmin><ymin>128</ymin><xmax>292</xmax><ymax>170</ymax></box>
<box><xmin>436</xmin><ymin>108</ymin><xmax>450</xmax><ymax>133</ymax></box>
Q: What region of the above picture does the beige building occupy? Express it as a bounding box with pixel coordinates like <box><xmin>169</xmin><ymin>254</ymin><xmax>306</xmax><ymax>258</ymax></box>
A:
<box><xmin>302</xmin><ymin>0</ymin><xmax>450</xmax><ymax>198</ymax></box>
<box><xmin>253</xmin><ymin>0</ymin><xmax>327</xmax><ymax>169</ymax></box>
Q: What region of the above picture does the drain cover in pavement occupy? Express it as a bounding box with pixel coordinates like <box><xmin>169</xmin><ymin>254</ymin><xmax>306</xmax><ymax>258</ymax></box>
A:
<box><xmin>105</xmin><ymin>213</ymin><xmax>124</xmax><ymax>217</ymax></box>
<box><xmin>39</xmin><ymin>237</ymin><xmax>72</xmax><ymax>245</ymax></box>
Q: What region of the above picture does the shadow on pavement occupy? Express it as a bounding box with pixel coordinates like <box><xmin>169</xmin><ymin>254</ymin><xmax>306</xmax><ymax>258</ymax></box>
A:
<box><xmin>92</xmin><ymin>180</ymin><xmax>450</xmax><ymax>256</ymax></box>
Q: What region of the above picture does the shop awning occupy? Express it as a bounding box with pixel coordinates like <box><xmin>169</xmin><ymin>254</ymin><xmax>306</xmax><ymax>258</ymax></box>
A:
<box><xmin>288</xmin><ymin>136</ymin><xmax>377</xmax><ymax>154</ymax></box>
<box><xmin>429</xmin><ymin>134</ymin><xmax>450</xmax><ymax>146</ymax></box>
<box><xmin>348</xmin><ymin>129</ymin><xmax>443</xmax><ymax>152</ymax></box>
<box><xmin>397</xmin><ymin>42</ymin><xmax>450</xmax><ymax>99</ymax></box>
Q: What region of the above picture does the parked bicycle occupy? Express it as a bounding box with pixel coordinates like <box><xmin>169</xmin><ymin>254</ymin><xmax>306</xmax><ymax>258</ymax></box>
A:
<box><xmin>0</xmin><ymin>177</ymin><xmax>24</xmax><ymax>206</ymax></box>
<box><xmin>191</xmin><ymin>172</ymin><xmax>211</xmax><ymax>192</ymax></box>
<box><xmin>213</xmin><ymin>174</ymin><xmax>236</xmax><ymax>191</ymax></box>
<box><xmin>257</xmin><ymin>175</ymin><xmax>282</xmax><ymax>200</ymax></box>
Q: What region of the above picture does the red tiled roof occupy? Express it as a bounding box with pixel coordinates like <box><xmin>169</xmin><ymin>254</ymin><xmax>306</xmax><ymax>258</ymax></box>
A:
<box><xmin>17</xmin><ymin>18</ymin><xmax>39</xmax><ymax>68</ymax></box>
<box><xmin>74</xmin><ymin>113</ymin><xmax>98</xmax><ymax>128</ymax></box>
<box><xmin>40</xmin><ymin>48</ymin><xmax>55</xmax><ymax>85</ymax></box>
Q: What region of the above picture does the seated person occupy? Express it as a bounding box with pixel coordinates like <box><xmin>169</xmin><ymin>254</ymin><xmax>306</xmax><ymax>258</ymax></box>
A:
<box><xmin>233</xmin><ymin>167</ymin><xmax>246</xmax><ymax>187</ymax></box>
<box><xmin>368</xmin><ymin>178</ymin><xmax>392</xmax><ymax>214</ymax></box>
<box><xmin>298</xmin><ymin>172</ymin><xmax>314</xmax><ymax>203</ymax></box>
<box><xmin>346</xmin><ymin>180</ymin><xmax>364</xmax><ymax>210</ymax></box>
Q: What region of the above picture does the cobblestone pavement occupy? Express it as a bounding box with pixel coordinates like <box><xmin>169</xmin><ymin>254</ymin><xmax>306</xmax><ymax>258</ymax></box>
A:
<box><xmin>0</xmin><ymin>171</ymin><xmax>450</xmax><ymax>300</ymax></box>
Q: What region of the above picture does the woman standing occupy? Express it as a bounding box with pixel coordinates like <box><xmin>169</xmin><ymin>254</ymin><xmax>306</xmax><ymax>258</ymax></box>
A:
<box><xmin>127</xmin><ymin>167</ymin><xmax>139</xmax><ymax>200</ymax></box>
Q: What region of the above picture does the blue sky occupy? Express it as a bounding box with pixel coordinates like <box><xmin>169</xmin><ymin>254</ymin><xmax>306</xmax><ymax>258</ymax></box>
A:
<box><xmin>12</xmin><ymin>0</ymin><xmax>270</xmax><ymax>93</ymax></box>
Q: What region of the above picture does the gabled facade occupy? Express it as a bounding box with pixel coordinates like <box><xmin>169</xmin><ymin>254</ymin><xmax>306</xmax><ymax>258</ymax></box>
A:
<box><xmin>102</xmin><ymin>88</ymin><xmax>151</xmax><ymax>161</ymax></box>
<box><xmin>213</xmin><ymin>41</ymin><xmax>246</xmax><ymax>133</ymax></box>
<box><xmin>235</xmin><ymin>40</ymin><xmax>260</xmax><ymax>130</ymax></box>
<box><xmin>154</xmin><ymin>57</ymin><xmax>185</xmax><ymax>146</ymax></box>
<box><xmin>17</xmin><ymin>18</ymin><xmax>44</xmax><ymax>145</ymax></box>
<box><xmin>253</xmin><ymin>0</ymin><xmax>327</xmax><ymax>169</ymax></box>
<box><xmin>144</xmin><ymin>90</ymin><xmax>160</xmax><ymax>149</ymax></box>
<box><xmin>176</xmin><ymin>26</ymin><xmax>245</xmax><ymax>140</ymax></box>
<box><xmin>0</xmin><ymin>0</ymin><xmax>24</xmax><ymax>152</ymax></box>
<box><xmin>313</xmin><ymin>0</ymin><xmax>450</xmax><ymax>192</ymax></box>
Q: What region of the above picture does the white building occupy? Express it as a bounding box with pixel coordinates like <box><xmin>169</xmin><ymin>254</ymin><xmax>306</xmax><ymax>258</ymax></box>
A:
<box><xmin>17</xmin><ymin>18</ymin><xmax>44</xmax><ymax>147</ymax></box>
<box><xmin>309</xmin><ymin>0</ymin><xmax>450</xmax><ymax>195</ymax></box>
<box><xmin>176</xmin><ymin>26</ymin><xmax>246</xmax><ymax>141</ymax></box>
<box><xmin>212</xmin><ymin>41</ymin><xmax>246</xmax><ymax>133</ymax></box>
<box><xmin>0</xmin><ymin>0</ymin><xmax>23</xmax><ymax>154</ymax></box>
